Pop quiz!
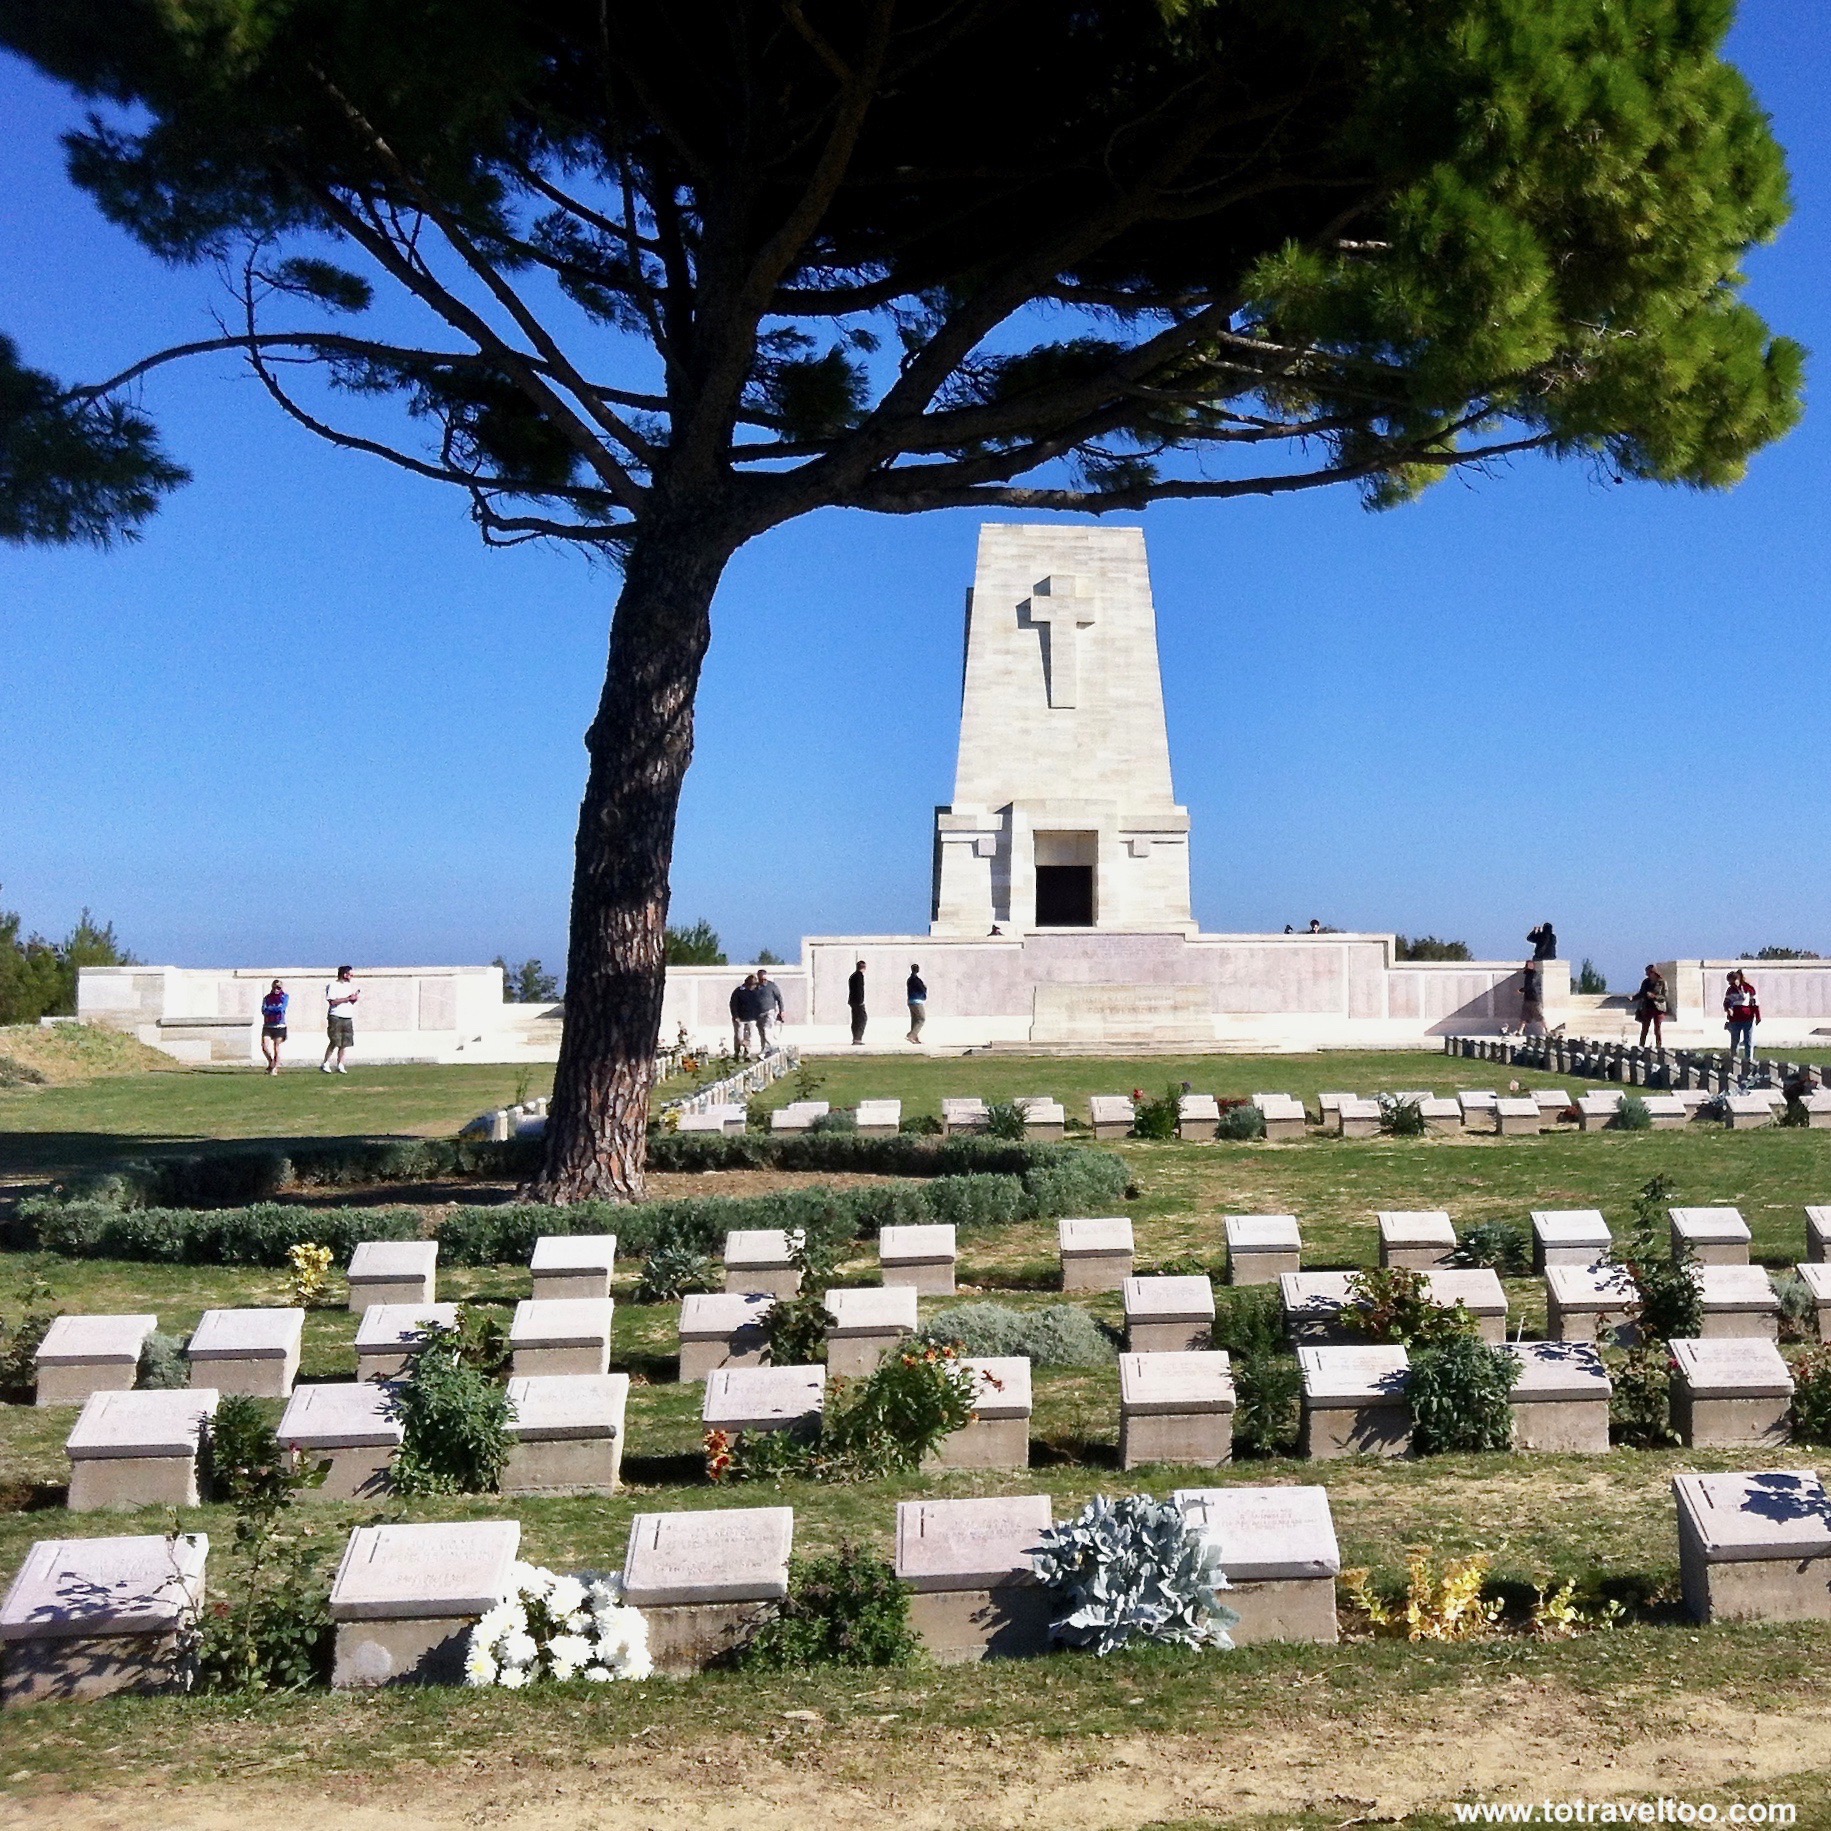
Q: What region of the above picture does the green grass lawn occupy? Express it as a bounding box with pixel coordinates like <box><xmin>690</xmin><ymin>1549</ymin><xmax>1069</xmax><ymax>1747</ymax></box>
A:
<box><xmin>3</xmin><ymin>1052</ymin><xmax>1831</xmax><ymax>1820</ymax></box>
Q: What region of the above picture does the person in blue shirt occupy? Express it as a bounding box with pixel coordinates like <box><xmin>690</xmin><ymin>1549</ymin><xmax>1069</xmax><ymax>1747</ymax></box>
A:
<box><xmin>259</xmin><ymin>980</ymin><xmax>289</xmax><ymax>1075</ymax></box>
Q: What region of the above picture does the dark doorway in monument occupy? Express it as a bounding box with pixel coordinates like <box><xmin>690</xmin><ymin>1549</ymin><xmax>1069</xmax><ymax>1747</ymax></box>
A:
<box><xmin>1035</xmin><ymin>866</ymin><xmax>1095</xmax><ymax>926</ymax></box>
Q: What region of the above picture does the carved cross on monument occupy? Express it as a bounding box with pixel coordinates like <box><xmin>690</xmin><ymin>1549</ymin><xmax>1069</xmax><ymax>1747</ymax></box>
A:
<box><xmin>1026</xmin><ymin>573</ymin><xmax>1097</xmax><ymax>708</ymax></box>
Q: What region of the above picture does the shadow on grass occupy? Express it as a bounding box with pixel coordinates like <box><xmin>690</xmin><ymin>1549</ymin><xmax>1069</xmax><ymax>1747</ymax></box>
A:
<box><xmin>0</xmin><ymin>1478</ymin><xmax>69</xmax><ymax>1511</ymax></box>
<box><xmin>621</xmin><ymin>1451</ymin><xmax>710</xmax><ymax>1488</ymax></box>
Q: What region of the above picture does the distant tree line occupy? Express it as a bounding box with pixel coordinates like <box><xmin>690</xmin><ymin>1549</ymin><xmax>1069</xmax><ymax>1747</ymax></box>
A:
<box><xmin>1394</xmin><ymin>935</ymin><xmax>1472</xmax><ymax>962</ymax></box>
<box><xmin>492</xmin><ymin>957</ymin><xmax>560</xmax><ymax>1003</ymax></box>
<box><xmin>0</xmin><ymin>897</ymin><xmax>136</xmax><ymax>1025</ymax></box>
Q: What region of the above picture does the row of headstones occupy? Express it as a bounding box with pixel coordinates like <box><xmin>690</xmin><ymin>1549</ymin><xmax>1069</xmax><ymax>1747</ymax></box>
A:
<box><xmin>13</xmin><ymin>1465</ymin><xmax>1831</xmax><ymax>1708</ymax></box>
<box><xmin>1452</xmin><ymin>1032</ymin><xmax>1831</xmax><ymax>1097</ymax></box>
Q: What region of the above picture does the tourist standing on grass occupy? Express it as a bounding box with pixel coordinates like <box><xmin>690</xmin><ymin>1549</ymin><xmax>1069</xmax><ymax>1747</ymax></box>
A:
<box><xmin>753</xmin><ymin>968</ymin><xmax>785</xmax><ymax>1052</ymax></box>
<box><xmin>1725</xmin><ymin>969</ymin><xmax>1760</xmax><ymax>1066</ymax></box>
<box><xmin>321</xmin><ymin>965</ymin><xmax>359</xmax><ymax>1073</ymax></box>
<box><xmin>729</xmin><ymin>973</ymin><xmax>758</xmax><ymax>1059</ymax></box>
<box><xmin>259</xmin><ymin>980</ymin><xmax>289</xmax><ymax>1075</ymax></box>
<box><xmin>1634</xmin><ymin>966</ymin><xmax>1670</xmax><ymax>1047</ymax></box>
<box><xmin>1528</xmin><ymin>920</ymin><xmax>1558</xmax><ymax>961</ymax></box>
<box><xmin>906</xmin><ymin>965</ymin><xmax>928</xmax><ymax>1045</ymax></box>
<box><xmin>847</xmin><ymin>960</ymin><xmax>868</xmax><ymax>1045</ymax></box>
<box><xmin>1521</xmin><ymin>959</ymin><xmax>1548</xmax><ymax>1036</ymax></box>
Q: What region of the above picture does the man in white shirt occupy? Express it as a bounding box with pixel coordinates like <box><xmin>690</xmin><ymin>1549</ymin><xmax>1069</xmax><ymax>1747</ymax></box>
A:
<box><xmin>321</xmin><ymin>965</ymin><xmax>360</xmax><ymax>1073</ymax></box>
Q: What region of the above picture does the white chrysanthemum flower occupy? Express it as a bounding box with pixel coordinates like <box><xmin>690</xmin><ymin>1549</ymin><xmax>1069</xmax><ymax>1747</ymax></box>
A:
<box><xmin>583</xmin><ymin>1573</ymin><xmax>624</xmax><ymax>1607</ymax></box>
<box><xmin>463</xmin><ymin>1638</ymin><xmax>499</xmax><ymax>1688</ymax></box>
<box><xmin>564</xmin><ymin>1611</ymin><xmax>592</xmax><ymax>1633</ymax></box>
<box><xmin>548</xmin><ymin>1633</ymin><xmax>592</xmax><ymax>1680</ymax></box>
<box><xmin>511</xmin><ymin>1561</ymin><xmax>556</xmax><ymax>1601</ymax></box>
<box><xmin>499</xmin><ymin>1630</ymin><xmax>539</xmax><ymax>1670</ymax></box>
<box><xmin>617</xmin><ymin>1646</ymin><xmax>654</xmax><ymax>1681</ymax></box>
<box><xmin>582</xmin><ymin>1662</ymin><xmax>613</xmax><ymax>1682</ymax></box>
<box><xmin>474</xmin><ymin>1600</ymin><xmax>525</xmax><ymax>1644</ymax></box>
<box><xmin>547</xmin><ymin>1576</ymin><xmax>588</xmax><ymax>1620</ymax></box>
<box><xmin>497</xmin><ymin>1665</ymin><xmax>528</xmax><ymax>1689</ymax></box>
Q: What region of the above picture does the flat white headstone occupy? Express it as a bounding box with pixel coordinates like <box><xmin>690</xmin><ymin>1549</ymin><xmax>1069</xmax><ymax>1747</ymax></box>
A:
<box><xmin>1016</xmin><ymin>1096</ymin><xmax>1065</xmax><ymax>1123</ymax></box>
<box><xmin>1421</xmin><ymin>1267</ymin><xmax>1507</xmax><ymax>1319</ymax></box>
<box><xmin>1671</xmin><ymin>1208</ymin><xmax>1752</xmax><ymax>1248</ymax></box>
<box><xmin>1317</xmin><ymin>1092</ymin><xmax>1350</xmax><ymax>1116</ymax></box>
<box><xmin>1808</xmin><ymin>1207</ymin><xmax>1831</xmax><ymax>1249</ymax></box>
<box><xmin>1669</xmin><ymin>1337</ymin><xmax>1793</xmax><ymax>1398</ymax></box>
<box><xmin>702</xmin><ymin>1364</ymin><xmax>826</xmax><ymax>1431</ymax></box>
<box><xmin>1531</xmin><ymin>1089</ymin><xmax>1572</xmax><ymax>1111</ymax></box>
<box><xmin>725</xmin><ymin>1228</ymin><xmax>798</xmax><ymax>1270</ymax></box>
<box><xmin>1088</xmin><ymin>1096</ymin><xmax>1135</xmax><ymax>1125</ymax></box>
<box><xmin>1531</xmin><ymin>1210</ymin><xmax>1612</xmax><ymax>1254</ymax></box>
<box><xmin>1504</xmin><ymin>1340</ymin><xmax>1610</xmax><ymax>1400</ymax></box>
<box><xmin>894</xmin><ymin>1494</ymin><xmax>1052</xmax><ymax>1591</ymax></box>
<box><xmin>1796</xmin><ymin>1262</ymin><xmax>1831</xmax><ymax>1303</ymax></box>
<box><xmin>330</xmin><ymin>1520</ymin><xmax>521</xmax><ymax>1621</ymax></box>
<box><xmin>353</xmin><ymin>1303</ymin><xmax>458</xmax><ymax>1351</ymax></box>
<box><xmin>679</xmin><ymin>1293</ymin><xmax>774</xmax><ymax>1340</ymax></box>
<box><xmin>1175</xmin><ymin>1485</ymin><xmax>1342</xmax><ymax>1581</ymax></box>
<box><xmin>1119</xmin><ymin>1350</ymin><xmax>1235</xmax><ymax>1413</ymax></box>
<box><xmin>961</xmin><ymin>1356</ymin><xmax>1031</xmax><ymax>1419</ymax></box>
<box><xmin>1122</xmin><ymin>1275</ymin><xmax>1216</xmax><ymax>1322</ymax></box>
<box><xmin>1378</xmin><ymin>1211</ymin><xmax>1457</xmax><ymax>1250</ymax></box>
<box><xmin>347</xmin><ymin>1240</ymin><xmax>437</xmax><ymax>1281</ymax></box>
<box><xmin>1178</xmin><ymin>1094</ymin><xmax>1220</xmax><ymax>1122</ymax></box>
<box><xmin>279</xmin><ymin>1381</ymin><xmax>403</xmax><ymax>1449</ymax></box>
<box><xmin>1254</xmin><ymin>1093</ymin><xmax>1305</xmax><ymax>1119</ymax></box>
<box><xmin>622</xmin><ymin>1506</ymin><xmax>794</xmax><ymax>1606</ymax></box>
<box><xmin>187</xmin><ymin>1307</ymin><xmax>304</xmax><ymax>1360</ymax></box>
<box><xmin>66</xmin><ymin>1388</ymin><xmax>217</xmax><ymax>1459</ymax></box>
<box><xmin>530</xmin><ymin>1235</ymin><xmax>617</xmax><ymax>1275</ymax></box>
<box><xmin>507</xmin><ymin>1373</ymin><xmax>628</xmax><ymax>1440</ymax></box>
<box><xmin>1577</xmin><ymin>1093</ymin><xmax>1622</xmax><ymax>1122</ymax></box>
<box><xmin>855</xmin><ymin>1099</ymin><xmax>902</xmax><ymax>1128</ymax></box>
<box><xmin>1726</xmin><ymin>1093</ymin><xmax>1775</xmax><ymax>1120</ymax></box>
<box><xmin>1279</xmin><ymin>1270</ymin><xmax>1354</xmax><ymax>1321</ymax></box>
<box><xmin>1698</xmin><ymin>1265</ymin><xmax>1779</xmax><ymax>1312</ymax></box>
<box><xmin>1</xmin><ymin>1533</ymin><xmax>208</xmax><ymax>1641</ymax></box>
<box><xmin>879</xmin><ymin>1224</ymin><xmax>956</xmax><ymax>1265</ymax></box>
<box><xmin>1643</xmin><ymin>1095</ymin><xmax>1686</xmax><ymax>1120</ymax></box>
<box><xmin>1457</xmin><ymin>1091</ymin><xmax>1499</xmax><ymax>1113</ymax></box>
<box><xmin>1418</xmin><ymin>1096</ymin><xmax>1462</xmax><ymax>1120</ymax></box>
<box><xmin>1226</xmin><ymin>1214</ymin><xmax>1302</xmax><ymax>1252</ymax></box>
<box><xmin>1546</xmin><ymin>1262</ymin><xmax>1638</xmax><ymax>1310</ymax></box>
<box><xmin>941</xmin><ymin>1098</ymin><xmax>987</xmax><ymax>1122</ymax></box>
<box><xmin>824</xmin><ymin>1287</ymin><xmax>919</xmax><ymax>1335</ymax></box>
<box><xmin>1338</xmin><ymin>1096</ymin><xmax>1381</xmax><ymax>1121</ymax></box>
<box><xmin>34</xmin><ymin>1314</ymin><xmax>157</xmax><ymax>1367</ymax></box>
<box><xmin>1495</xmin><ymin>1097</ymin><xmax>1540</xmax><ymax>1120</ymax></box>
<box><xmin>508</xmin><ymin>1297</ymin><xmax>614</xmax><ymax>1349</ymax></box>
<box><xmin>1673</xmin><ymin>1470</ymin><xmax>1831</xmax><ymax>1562</ymax></box>
<box><xmin>1058</xmin><ymin>1216</ymin><xmax>1134</xmax><ymax>1255</ymax></box>
<box><xmin>1298</xmin><ymin>1344</ymin><xmax>1410</xmax><ymax>1406</ymax></box>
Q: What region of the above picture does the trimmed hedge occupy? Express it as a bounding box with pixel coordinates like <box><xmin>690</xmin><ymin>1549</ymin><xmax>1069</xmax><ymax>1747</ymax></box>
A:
<box><xmin>50</xmin><ymin>1130</ymin><xmax>1113</xmax><ymax>1212</ymax></box>
<box><xmin>11</xmin><ymin>1150</ymin><xmax>1130</xmax><ymax>1270</ymax></box>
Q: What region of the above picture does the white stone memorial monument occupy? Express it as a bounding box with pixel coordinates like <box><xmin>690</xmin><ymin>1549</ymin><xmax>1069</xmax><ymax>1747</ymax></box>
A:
<box><xmin>622</xmin><ymin>1506</ymin><xmax>794</xmax><ymax>1674</ymax></box>
<box><xmin>1175</xmin><ymin>1485</ymin><xmax>1341</xmax><ymax>1644</ymax></box>
<box><xmin>895</xmin><ymin>1494</ymin><xmax>1053</xmax><ymax>1663</ymax></box>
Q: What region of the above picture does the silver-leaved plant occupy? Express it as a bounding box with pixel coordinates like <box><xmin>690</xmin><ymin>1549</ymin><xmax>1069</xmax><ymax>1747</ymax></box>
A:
<box><xmin>1029</xmin><ymin>1493</ymin><xmax>1240</xmax><ymax>1655</ymax></box>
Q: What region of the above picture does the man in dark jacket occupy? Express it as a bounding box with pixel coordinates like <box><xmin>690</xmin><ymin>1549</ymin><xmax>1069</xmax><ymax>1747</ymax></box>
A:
<box><xmin>906</xmin><ymin>965</ymin><xmax>928</xmax><ymax>1045</ymax></box>
<box><xmin>1527</xmin><ymin>921</ymin><xmax>1558</xmax><ymax>961</ymax></box>
<box><xmin>847</xmin><ymin>960</ymin><xmax>868</xmax><ymax>1045</ymax></box>
<box><xmin>729</xmin><ymin>973</ymin><xmax>758</xmax><ymax>1059</ymax></box>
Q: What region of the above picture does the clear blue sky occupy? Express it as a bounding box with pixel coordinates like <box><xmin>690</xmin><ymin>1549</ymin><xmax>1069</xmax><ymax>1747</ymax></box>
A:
<box><xmin>2</xmin><ymin>3</ymin><xmax>1827</xmax><ymax>990</ymax></box>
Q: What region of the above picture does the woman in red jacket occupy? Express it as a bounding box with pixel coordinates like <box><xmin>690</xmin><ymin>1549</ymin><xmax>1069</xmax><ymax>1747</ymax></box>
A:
<box><xmin>1724</xmin><ymin>970</ymin><xmax>1760</xmax><ymax>1066</ymax></box>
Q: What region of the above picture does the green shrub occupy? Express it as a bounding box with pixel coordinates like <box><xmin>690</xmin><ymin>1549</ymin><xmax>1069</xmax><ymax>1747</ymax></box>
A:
<box><xmin>1379</xmin><ymin>1095</ymin><xmax>1426</xmax><ymax>1137</ymax></box>
<box><xmin>1214</xmin><ymin>1102</ymin><xmax>1266</xmax><ymax>1142</ymax></box>
<box><xmin>983</xmin><ymin>1100</ymin><xmax>1028</xmax><ymax>1141</ymax></box>
<box><xmin>633</xmin><ymin>1243</ymin><xmax>719</xmax><ymax>1304</ymax></box>
<box><xmin>1608</xmin><ymin>1175</ymin><xmax>1702</xmax><ymax>1343</ymax></box>
<box><xmin>387</xmin><ymin>1322</ymin><xmax>511</xmax><ymax>1495</ymax></box>
<box><xmin>1343</xmin><ymin>1267</ymin><xmax>1476</xmax><ymax>1348</ymax></box>
<box><xmin>1609</xmin><ymin>1346</ymin><xmax>1676</xmax><ymax>1447</ymax></box>
<box><xmin>1031</xmin><ymin>1494</ymin><xmax>1239</xmax><ymax>1654</ymax></box>
<box><xmin>1774</xmin><ymin>1270</ymin><xmax>1818</xmax><ymax>1344</ymax></box>
<box><xmin>1130</xmin><ymin>1087</ymin><xmax>1179</xmax><ymax>1140</ymax></box>
<box><xmin>823</xmin><ymin>1345</ymin><xmax>980</xmax><ymax>1477</ymax></box>
<box><xmin>924</xmin><ymin>1173</ymin><xmax>1029</xmax><ymax>1228</ymax></box>
<box><xmin>1020</xmin><ymin>1150</ymin><xmax>1129</xmax><ymax>1217</ymax></box>
<box><xmin>1233</xmin><ymin>1353</ymin><xmax>1303</xmax><ymax>1457</ymax></box>
<box><xmin>1409</xmin><ymin>1337</ymin><xmax>1519</xmax><ymax>1453</ymax></box>
<box><xmin>135</xmin><ymin>1330</ymin><xmax>189</xmax><ymax>1389</ymax></box>
<box><xmin>735</xmin><ymin>1546</ymin><xmax>916</xmax><ymax>1670</ymax></box>
<box><xmin>1614</xmin><ymin>1094</ymin><xmax>1652</xmax><ymax>1131</ymax></box>
<box><xmin>207</xmin><ymin>1395</ymin><xmax>294</xmax><ymax>1507</ymax></box>
<box><xmin>920</xmin><ymin>1301</ymin><xmax>1115</xmax><ymax>1366</ymax></box>
<box><xmin>1790</xmin><ymin>1348</ymin><xmax>1831</xmax><ymax>1444</ymax></box>
<box><xmin>0</xmin><ymin>1282</ymin><xmax>58</xmax><ymax>1398</ymax></box>
<box><xmin>1450</xmin><ymin>1221</ymin><xmax>1532</xmax><ymax>1278</ymax></box>
<box><xmin>810</xmin><ymin>1109</ymin><xmax>857</xmax><ymax>1133</ymax></box>
<box><xmin>899</xmin><ymin>1113</ymin><xmax>942</xmax><ymax>1136</ymax></box>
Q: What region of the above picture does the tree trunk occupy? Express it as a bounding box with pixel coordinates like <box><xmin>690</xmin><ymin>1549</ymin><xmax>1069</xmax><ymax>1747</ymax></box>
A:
<box><xmin>531</xmin><ymin>511</ymin><xmax>736</xmax><ymax>1203</ymax></box>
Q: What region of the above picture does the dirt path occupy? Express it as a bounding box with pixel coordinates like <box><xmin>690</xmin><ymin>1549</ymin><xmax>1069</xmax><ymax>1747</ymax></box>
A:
<box><xmin>6</xmin><ymin>1687</ymin><xmax>1822</xmax><ymax>1831</ymax></box>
